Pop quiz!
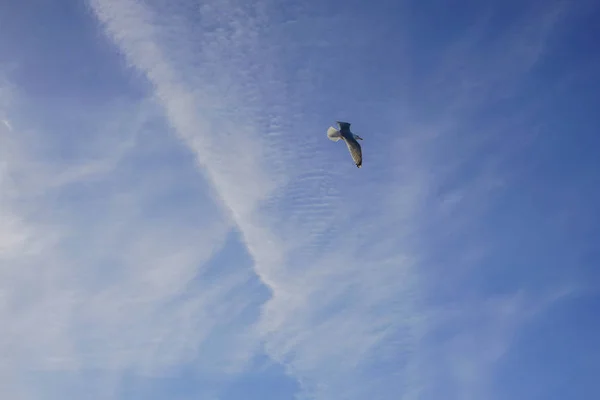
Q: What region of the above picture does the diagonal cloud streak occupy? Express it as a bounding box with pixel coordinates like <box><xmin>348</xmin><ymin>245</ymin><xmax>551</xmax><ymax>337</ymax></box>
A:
<box><xmin>88</xmin><ymin>0</ymin><xmax>423</xmax><ymax>396</ymax></box>
<box><xmin>85</xmin><ymin>0</ymin><xmax>589</xmax><ymax>399</ymax></box>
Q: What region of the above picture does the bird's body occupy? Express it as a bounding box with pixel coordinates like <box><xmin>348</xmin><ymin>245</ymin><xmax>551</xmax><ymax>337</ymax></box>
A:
<box><xmin>326</xmin><ymin>121</ymin><xmax>363</xmax><ymax>168</ymax></box>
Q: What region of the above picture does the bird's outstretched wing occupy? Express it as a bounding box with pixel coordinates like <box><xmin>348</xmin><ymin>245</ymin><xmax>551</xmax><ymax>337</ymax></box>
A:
<box><xmin>337</xmin><ymin>121</ymin><xmax>352</xmax><ymax>132</ymax></box>
<box><xmin>344</xmin><ymin>136</ymin><xmax>362</xmax><ymax>168</ymax></box>
<box><xmin>327</xmin><ymin>126</ymin><xmax>342</xmax><ymax>141</ymax></box>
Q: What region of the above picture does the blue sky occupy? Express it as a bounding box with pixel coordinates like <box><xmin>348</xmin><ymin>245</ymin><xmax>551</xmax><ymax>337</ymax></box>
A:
<box><xmin>1</xmin><ymin>0</ymin><xmax>599</xmax><ymax>399</ymax></box>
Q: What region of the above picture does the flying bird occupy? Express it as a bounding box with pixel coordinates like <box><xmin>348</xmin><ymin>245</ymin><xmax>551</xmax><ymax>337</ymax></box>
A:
<box><xmin>327</xmin><ymin>121</ymin><xmax>363</xmax><ymax>168</ymax></box>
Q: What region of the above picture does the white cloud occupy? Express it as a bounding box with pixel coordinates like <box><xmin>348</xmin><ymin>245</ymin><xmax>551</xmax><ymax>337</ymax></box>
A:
<box><xmin>86</xmin><ymin>0</ymin><xmax>584</xmax><ymax>398</ymax></box>
<box><xmin>0</xmin><ymin>72</ymin><xmax>259</xmax><ymax>396</ymax></box>
<box><xmin>88</xmin><ymin>0</ymin><xmax>424</xmax><ymax>397</ymax></box>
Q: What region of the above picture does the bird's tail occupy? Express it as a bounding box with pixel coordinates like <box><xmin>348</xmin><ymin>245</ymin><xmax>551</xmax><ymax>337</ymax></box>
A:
<box><xmin>327</xmin><ymin>126</ymin><xmax>342</xmax><ymax>142</ymax></box>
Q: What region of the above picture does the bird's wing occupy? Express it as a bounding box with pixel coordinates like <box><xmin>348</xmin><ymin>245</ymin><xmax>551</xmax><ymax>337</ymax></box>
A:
<box><xmin>337</xmin><ymin>121</ymin><xmax>352</xmax><ymax>132</ymax></box>
<box><xmin>327</xmin><ymin>126</ymin><xmax>342</xmax><ymax>142</ymax></box>
<box><xmin>344</xmin><ymin>136</ymin><xmax>362</xmax><ymax>168</ymax></box>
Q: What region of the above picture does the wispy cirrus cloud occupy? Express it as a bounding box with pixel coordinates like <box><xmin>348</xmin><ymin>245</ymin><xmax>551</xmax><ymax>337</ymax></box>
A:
<box><xmin>0</xmin><ymin>69</ymin><xmax>260</xmax><ymax>398</ymax></box>
<box><xmin>86</xmin><ymin>0</ymin><xmax>594</xmax><ymax>399</ymax></box>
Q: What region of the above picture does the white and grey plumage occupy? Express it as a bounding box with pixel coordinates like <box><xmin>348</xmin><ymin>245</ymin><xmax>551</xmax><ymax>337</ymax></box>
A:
<box><xmin>327</xmin><ymin>121</ymin><xmax>364</xmax><ymax>168</ymax></box>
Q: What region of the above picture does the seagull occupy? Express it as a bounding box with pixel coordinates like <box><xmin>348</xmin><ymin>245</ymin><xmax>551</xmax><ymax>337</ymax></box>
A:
<box><xmin>327</xmin><ymin>121</ymin><xmax>363</xmax><ymax>168</ymax></box>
